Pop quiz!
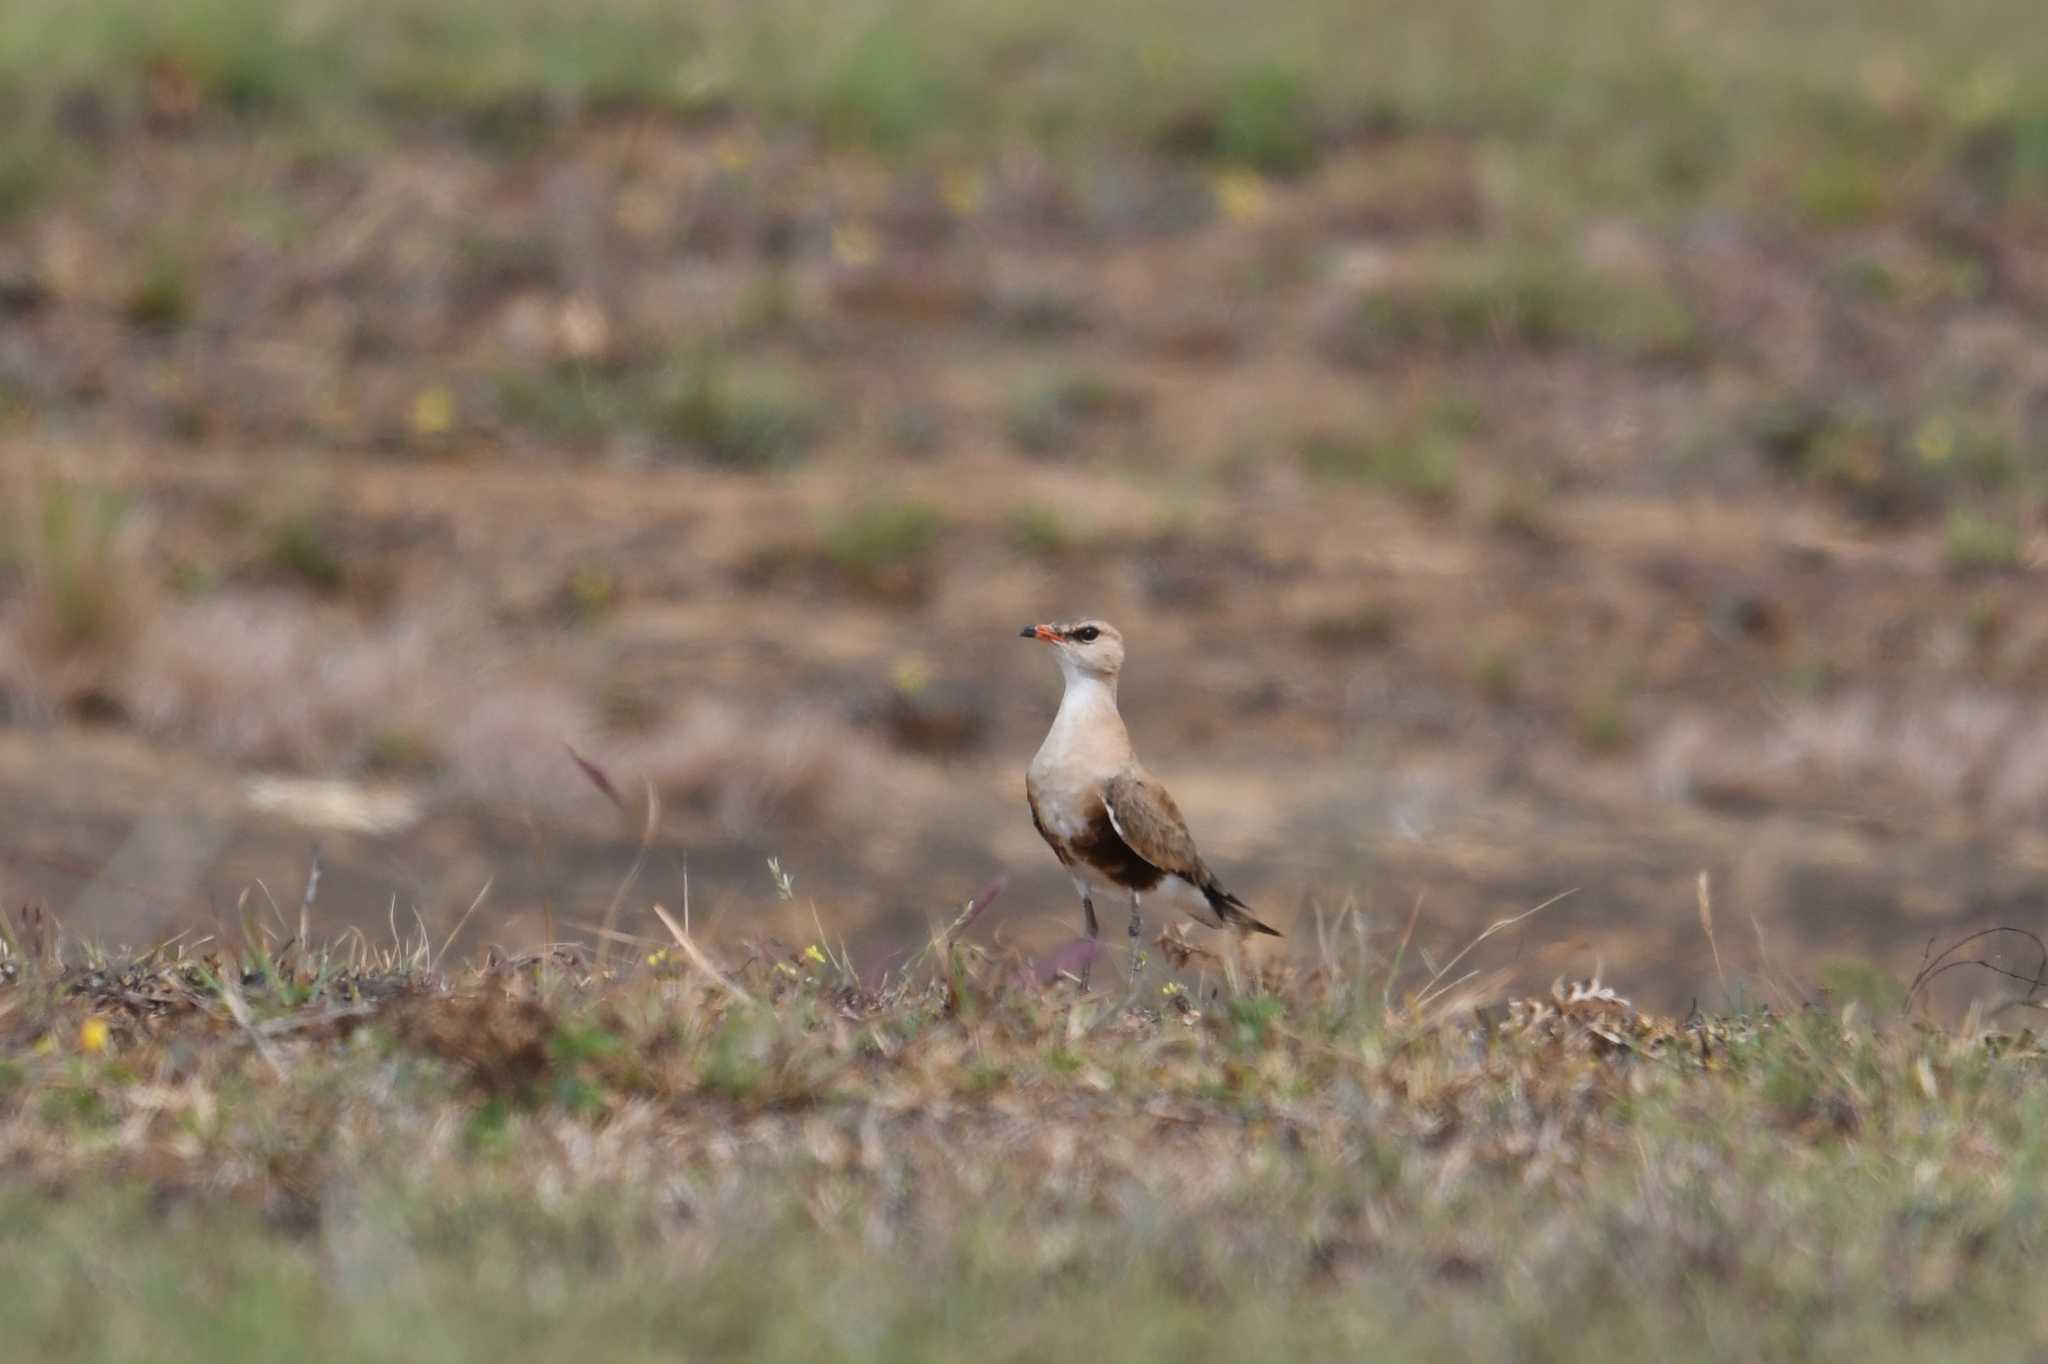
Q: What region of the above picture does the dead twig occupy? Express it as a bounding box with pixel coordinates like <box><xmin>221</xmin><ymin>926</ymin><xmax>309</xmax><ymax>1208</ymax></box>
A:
<box><xmin>1906</xmin><ymin>926</ymin><xmax>2048</xmax><ymax>1013</ymax></box>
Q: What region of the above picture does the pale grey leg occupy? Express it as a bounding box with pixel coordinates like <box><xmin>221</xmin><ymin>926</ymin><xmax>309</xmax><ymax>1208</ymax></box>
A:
<box><xmin>1127</xmin><ymin>890</ymin><xmax>1143</xmax><ymax>985</ymax></box>
<box><xmin>1071</xmin><ymin>874</ymin><xmax>1099</xmax><ymax>987</ymax></box>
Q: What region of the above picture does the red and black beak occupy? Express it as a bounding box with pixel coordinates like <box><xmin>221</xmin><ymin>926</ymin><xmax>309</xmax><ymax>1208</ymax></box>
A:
<box><xmin>1020</xmin><ymin>623</ymin><xmax>1062</xmax><ymax>643</ymax></box>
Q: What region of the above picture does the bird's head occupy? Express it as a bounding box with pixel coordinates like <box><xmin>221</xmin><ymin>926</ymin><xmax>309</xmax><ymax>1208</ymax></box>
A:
<box><xmin>1019</xmin><ymin>618</ymin><xmax>1125</xmax><ymax>682</ymax></box>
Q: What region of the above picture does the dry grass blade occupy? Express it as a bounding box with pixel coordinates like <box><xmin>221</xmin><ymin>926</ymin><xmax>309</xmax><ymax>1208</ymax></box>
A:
<box><xmin>433</xmin><ymin>877</ymin><xmax>494</xmax><ymax>975</ymax></box>
<box><xmin>214</xmin><ymin>967</ymin><xmax>289</xmax><ymax>1081</ymax></box>
<box><xmin>1697</xmin><ymin>870</ymin><xmax>1725</xmax><ymax>994</ymax></box>
<box><xmin>563</xmin><ymin>740</ymin><xmax>627</xmax><ymax>813</ymax></box>
<box><xmin>1382</xmin><ymin>892</ymin><xmax>1425</xmax><ymax>1017</ymax></box>
<box><xmin>596</xmin><ymin>781</ymin><xmax>660</xmax><ymax>974</ymax></box>
<box><xmin>651</xmin><ymin>902</ymin><xmax>756</xmax><ymax>1007</ymax></box>
<box><xmin>1413</xmin><ymin>888</ymin><xmax>1576</xmax><ymax>1013</ymax></box>
<box><xmin>299</xmin><ymin>845</ymin><xmax>321</xmax><ymax>954</ymax></box>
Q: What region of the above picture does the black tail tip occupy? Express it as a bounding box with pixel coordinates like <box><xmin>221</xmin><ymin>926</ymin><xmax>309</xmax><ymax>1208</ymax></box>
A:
<box><xmin>1208</xmin><ymin>885</ymin><xmax>1282</xmax><ymax>937</ymax></box>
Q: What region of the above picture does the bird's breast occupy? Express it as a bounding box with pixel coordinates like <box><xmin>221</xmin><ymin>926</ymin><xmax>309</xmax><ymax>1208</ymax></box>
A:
<box><xmin>1026</xmin><ymin>760</ymin><xmax>1097</xmax><ymax>843</ymax></box>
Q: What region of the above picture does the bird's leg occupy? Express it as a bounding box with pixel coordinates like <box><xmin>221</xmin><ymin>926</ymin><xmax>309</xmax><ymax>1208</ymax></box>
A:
<box><xmin>1126</xmin><ymin>890</ymin><xmax>1144</xmax><ymax>986</ymax></box>
<box><xmin>1071</xmin><ymin>875</ymin><xmax>1099</xmax><ymax>988</ymax></box>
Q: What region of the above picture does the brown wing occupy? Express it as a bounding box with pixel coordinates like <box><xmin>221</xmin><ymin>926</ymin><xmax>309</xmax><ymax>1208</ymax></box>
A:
<box><xmin>1100</xmin><ymin>770</ymin><xmax>1205</xmax><ymax>882</ymax></box>
<box><xmin>1103</xmin><ymin>770</ymin><xmax>1280</xmax><ymax>935</ymax></box>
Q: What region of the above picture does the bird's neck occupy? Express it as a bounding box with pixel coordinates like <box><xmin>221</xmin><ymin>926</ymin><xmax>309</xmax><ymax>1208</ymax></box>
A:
<box><xmin>1047</xmin><ymin>669</ymin><xmax>1124</xmax><ymax>752</ymax></box>
<box><xmin>1056</xmin><ymin>663</ymin><xmax>1119</xmax><ymax>711</ymax></box>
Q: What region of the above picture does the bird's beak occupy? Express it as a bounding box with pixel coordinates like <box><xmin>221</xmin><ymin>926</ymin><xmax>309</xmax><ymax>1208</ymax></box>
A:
<box><xmin>1021</xmin><ymin>623</ymin><xmax>1061</xmax><ymax>643</ymax></box>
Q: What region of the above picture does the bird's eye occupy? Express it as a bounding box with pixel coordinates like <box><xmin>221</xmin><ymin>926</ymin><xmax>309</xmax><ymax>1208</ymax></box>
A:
<box><xmin>1074</xmin><ymin>626</ymin><xmax>1100</xmax><ymax>642</ymax></box>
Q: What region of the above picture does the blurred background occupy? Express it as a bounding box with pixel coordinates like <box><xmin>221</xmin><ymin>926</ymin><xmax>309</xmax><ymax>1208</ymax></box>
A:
<box><xmin>4</xmin><ymin>0</ymin><xmax>2048</xmax><ymax>1010</ymax></box>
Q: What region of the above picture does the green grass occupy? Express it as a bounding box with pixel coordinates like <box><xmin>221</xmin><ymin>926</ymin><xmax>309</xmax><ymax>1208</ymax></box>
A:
<box><xmin>3</xmin><ymin>925</ymin><xmax>2048</xmax><ymax>1362</ymax></box>
<box><xmin>822</xmin><ymin>500</ymin><xmax>942</xmax><ymax>574</ymax></box>
<box><xmin>1300</xmin><ymin>400</ymin><xmax>1477</xmax><ymax>505</ymax></box>
<box><xmin>658</xmin><ymin>361</ymin><xmax>815</xmax><ymax>471</ymax></box>
<box><xmin>122</xmin><ymin>249</ymin><xmax>193</xmax><ymax>331</ymax></box>
<box><xmin>8</xmin><ymin>476</ymin><xmax>135</xmax><ymax>653</ymax></box>
<box><xmin>1005</xmin><ymin>502</ymin><xmax>1076</xmax><ymax>556</ymax></box>
<box><xmin>1944</xmin><ymin>507</ymin><xmax>2025</xmax><ymax>569</ymax></box>
<box><xmin>494</xmin><ymin>364</ymin><xmax>649</xmax><ymax>444</ymax></box>
<box><xmin>4</xmin><ymin>0</ymin><xmax>2045</xmax><ymax>214</ymax></box>
<box><xmin>0</xmin><ymin>136</ymin><xmax>53</xmax><ymax>220</ymax></box>
<box><xmin>267</xmin><ymin>513</ymin><xmax>346</xmax><ymax>593</ymax></box>
<box><xmin>1333</xmin><ymin>245</ymin><xmax>1697</xmax><ymax>361</ymax></box>
<box><xmin>1004</xmin><ymin>371</ymin><xmax>1141</xmax><ymax>457</ymax></box>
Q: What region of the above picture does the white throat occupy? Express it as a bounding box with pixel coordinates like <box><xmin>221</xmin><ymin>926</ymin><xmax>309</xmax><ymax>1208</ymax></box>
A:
<box><xmin>1055</xmin><ymin>648</ymin><xmax>1118</xmax><ymax>712</ymax></box>
<box><xmin>1036</xmin><ymin>664</ymin><xmax>1124</xmax><ymax>770</ymax></box>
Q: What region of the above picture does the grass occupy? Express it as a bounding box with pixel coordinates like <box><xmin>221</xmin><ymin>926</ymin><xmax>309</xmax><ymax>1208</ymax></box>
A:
<box><xmin>1006</xmin><ymin>502</ymin><xmax>1076</xmax><ymax>556</ymax></box>
<box><xmin>267</xmin><ymin>513</ymin><xmax>347</xmax><ymax>594</ymax></box>
<box><xmin>1003</xmin><ymin>371</ymin><xmax>1142</xmax><ymax>457</ymax></box>
<box><xmin>5</xmin><ymin>0</ymin><xmax>2037</xmax><ymax>230</ymax></box>
<box><xmin>1332</xmin><ymin>245</ymin><xmax>1696</xmax><ymax>361</ymax></box>
<box><xmin>658</xmin><ymin>361</ymin><xmax>815</xmax><ymax>471</ymax></box>
<box><xmin>122</xmin><ymin>248</ymin><xmax>193</xmax><ymax>332</ymax></box>
<box><xmin>4</xmin><ymin>911</ymin><xmax>2048</xmax><ymax>1362</ymax></box>
<box><xmin>822</xmin><ymin>501</ymin><xmax>943</xmax><ymax>575</ymax></box>
<box><xmin>0</xmin><ymin>135</ymin><xmax>52</xmax><ymax>220</ymax></box>
<box><xmin>1300</xmin><ymin>400</ymin><xmax>1477</xmax><ymax>505</ymax></box>
<box><xmin>9</xmin><ymin>475</ymin><xmax>136</xmax><ymax>655</ymax></box>
<box><xmin>1944</xmin><ymin>507</ymin><xmax>2025</xmax><ymax>570</ymax></box>
<box><xmin>494</xmin><ymin>364</ymin><xmax>648</xmax><ymax>444</ymax></box>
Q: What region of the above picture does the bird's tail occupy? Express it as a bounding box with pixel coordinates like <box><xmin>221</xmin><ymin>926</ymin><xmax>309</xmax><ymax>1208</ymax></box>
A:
<box><xmin>1205</xmin><ymin>884</ymin><xmax>1282</xmax><ymax>937</ymax></box>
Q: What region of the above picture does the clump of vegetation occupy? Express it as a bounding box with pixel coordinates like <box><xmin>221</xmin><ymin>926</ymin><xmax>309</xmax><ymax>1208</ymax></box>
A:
<box><xmin>267</xmin><ymin>513</ymin><xmax>346</xmax><ymax>594</ymax></box>
<box><xmin>561</xmin><ymin>563</ymin><xmax>619</xmax><ymax>621</ymax></box>
<box><xmin>1471</xmin><ymin>638</ymin><xmax>1520</xmax><ymax>703</ymax></box>
<box><xmin>0</xmin><ymin>136</ymin><xmax>51</xmax><ymax>221</ymax></box>
<box><xmin>1943</xmin><ymin>507</ymin><xmax>2024</xmax><ymax>570</ymax></box>
<box><xmin>10</xmin><ymin>475</ymin><xmax>136</xmax><ymax>654</ymax></box>
<box><xmin>123</xmin><ymin>248</ymin><xmax>193</xmax><ymax>331</ymax></box>
<box><xmin>821</xmin><ymin>500</ymin><xmax>942</xmax><ymax>597</ymax></box>
<box><xmin>1790</xmin><ymin>145</ymin><xmax>1895</xmax><ymax>228</ymax></box>
<box><xmin>885</xmin><ymin>403</ymin><xmax>945</xmax><ymax>456</ymax></box>
<box><xmin>1003</xmin><ymin>371</ymin><xmax>1142</xmax><ymax>457</ymax></box>
<box><xmin>1304</xmin><ymin>602</ymin><xmax>1398</xmax><ymax>649</ymax></box>
<box><xmin>1910</xmin><ymin>411</ymin><xmax>2034</xmax><ymax>491</ymax></box>
<box><xmin>495</xmin><ymin>364</ymin><xmax>647</xmax><ymax>444</ymax></box>
<box><xmin>660</xmin><ymin>362</ymin><xmax>814</xmax><ymax>471</ymax></box>
<box><xmin>1574</xmin><ymin>685</ymin><xmax>1632</xmax><ymax>753</ymax></box>
<box><xmin>1005</xmin><ymin>502</ymin><xmax>1075</xmax><ymax>556</ymax></box>
<box><xmin>1334</xmin><ymin>246</ymin><xmax>1695</xmax><ymax>362</ymax></box>
<box><xmin>1301</xmin><ymin>400</ymin><xmax>1476</xmax><ymax>506</ymax></box>
<box><xmin>1172</xmin><ymin>63</ymin><xmax>1320</xmax><ymax>175</ymax></box>
<box><xmin>1750</xmin><ymin>396</ymin><xmax>1920</xmax><ymax>522</ymax></box>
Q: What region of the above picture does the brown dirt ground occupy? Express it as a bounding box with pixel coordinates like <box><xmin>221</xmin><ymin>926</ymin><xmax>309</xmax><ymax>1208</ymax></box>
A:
<box><xmin>6</xmin><ymin>116</ymin><xmax>2048</xmax><ymax>1012</ymax></box>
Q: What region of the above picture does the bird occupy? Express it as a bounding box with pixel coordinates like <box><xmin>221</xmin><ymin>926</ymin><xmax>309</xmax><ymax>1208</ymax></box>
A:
<box><xmin>1020</xmin><ymin>618</ymin><xmax>1279</xmax><ymax>984</ymax></box>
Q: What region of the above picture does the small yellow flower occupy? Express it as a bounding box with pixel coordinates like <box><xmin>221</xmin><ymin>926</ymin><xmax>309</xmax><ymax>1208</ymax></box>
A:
<box><xmin>410</xmin><ymin>385</ymin><xmax>456</xmax><ymax>436</ymax></box>
<box><xmin>1211</xmin><ymin>169</ymin><xmax>1271</xmax><ymax>224</ymax></box>
<box><xmin>940</xmin><ymin>168</ymin><xmax>986</xmax><ymax>218</ymax></box>
<box><xmin>79</xmin><ymin>1017</ymin><xmax>110</xmax><ymax>1054</ymax></box>
<box><xmin>891</xmin><ymin>655</ymin><xmax>932</xmax><ymax>696</ymax></box>
<box><xmin>804</xmin><ymin>944</ymin><xmax>827</xmax><ymax>965</ymax></box>
<box><xmin>832</xmin><ymin>223</ymin><xmax>881</xmax><ymax>269</ymax></box>
<box><xmin>645</xmin><ymin>948</ymin><xmax>670</xmax><ymax>968</ymax></box>
<box><xmin>712</xmin><ymin>134</ymin><xmax>756</xmax><ymax>173</ymax></box>
<box><xmin>1913</xmin><ymin>416</ymin><xmax>1955</xmax><ymax>465</ymax></box>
